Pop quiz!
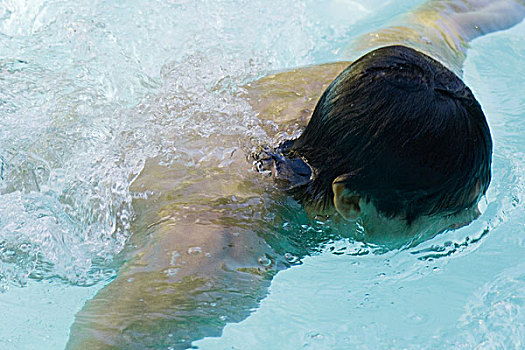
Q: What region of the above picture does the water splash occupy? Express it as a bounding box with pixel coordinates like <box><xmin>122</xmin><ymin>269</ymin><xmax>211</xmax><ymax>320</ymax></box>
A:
<box><xmin>0</xmin><ymin>0</ymin><xmax>327</xmax><ymax>292</ymax></box>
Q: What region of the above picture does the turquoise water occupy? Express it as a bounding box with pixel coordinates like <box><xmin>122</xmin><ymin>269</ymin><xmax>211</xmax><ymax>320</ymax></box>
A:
<box><xmin>0</xmin><ymin>0</ymin><xmax>524</xmax><ymax>349</ymax></box>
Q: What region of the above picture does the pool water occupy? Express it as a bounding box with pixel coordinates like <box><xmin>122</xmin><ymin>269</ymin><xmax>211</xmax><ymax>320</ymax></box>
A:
<box><xmin>1</xmin><ymin>0</ymin><xmax>524</xmax><ymax>349</ymax></box>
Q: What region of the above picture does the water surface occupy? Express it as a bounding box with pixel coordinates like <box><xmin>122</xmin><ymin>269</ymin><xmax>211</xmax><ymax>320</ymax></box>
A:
<box><xmin>1</xmin><ymin>0</ymin><xmax>524</xmax><ymax>349</ymax></box>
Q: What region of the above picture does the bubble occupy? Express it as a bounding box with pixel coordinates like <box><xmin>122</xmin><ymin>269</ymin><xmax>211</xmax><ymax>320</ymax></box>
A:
<box><xmin>170</xmin><ymin>251</ymin><xmax>180</xmax><ymax>265</ymax></box>
<box><xmin>187</xmin><ymin>246</ymin><xmax>202</xmax><ymax>255</ymax></box>
<box><xmin>166</xmin><ymin>268</ymin><xmax>179</xmax><ymax>277</ymax></box>
<box><xmin>284</xmin><ymin>252</ymin><xmax>299</xmax><ymax>263</ymax></box>
<box><xmin>258</xmin><ymin>255</ymin><xmax>272</xmax><ymax>267</ymax></box>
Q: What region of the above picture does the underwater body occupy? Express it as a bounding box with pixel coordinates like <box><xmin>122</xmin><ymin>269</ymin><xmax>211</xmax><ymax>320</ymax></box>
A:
<box><xmin>1</xmin><ymin>0</ymin><xmax>525</xmax><ymax>349</ymax></box>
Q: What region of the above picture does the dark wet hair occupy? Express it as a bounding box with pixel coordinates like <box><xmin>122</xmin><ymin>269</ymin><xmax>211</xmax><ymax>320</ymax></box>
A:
<box><xmin>278</xmin><ymin>45</ymin><xmax>492</xmax><ymax>224</ymax></box>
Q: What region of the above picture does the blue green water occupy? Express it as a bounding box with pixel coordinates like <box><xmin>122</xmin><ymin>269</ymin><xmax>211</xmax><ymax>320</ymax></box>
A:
<box><xmin>1</xmin><ymin>0</ymin><xmax>524</xmax><ymax>349</ymax></box>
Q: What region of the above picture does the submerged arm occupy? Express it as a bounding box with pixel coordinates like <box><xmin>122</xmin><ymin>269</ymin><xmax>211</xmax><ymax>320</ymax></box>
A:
<box><xmin>66</xmin><ymin>160</ymin><xmax>284</xmax><ymax>349</ymax></box>
<box><xmin>345</xmin><ymin>0</ymin><xmax>525</xmax><ymax>74</ymax></box>
<box><xmin>67</xmin><ymin>214</ymin><xmax>274</xmax><ymax>349</ymax></box>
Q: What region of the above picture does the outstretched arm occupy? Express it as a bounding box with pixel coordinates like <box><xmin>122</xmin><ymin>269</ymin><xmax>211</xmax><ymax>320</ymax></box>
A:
<box><xmin>67</xmin><ymin>214</ymin><xmax>274</xmax><ymax>349</ymax></box>
<box><xmin>66</xmin><ymin>159</ymin><xmax>283</xmax><ymax>349</ymax></box>
<box><xmin>243</xmin><ymin>1</ymin><xmax>525</xmax><ymax>130</ymax></box>
<box><xmin>345</xmin><ymin>0</ymin><xmax>525</xmax><ymax>74</ymax></box>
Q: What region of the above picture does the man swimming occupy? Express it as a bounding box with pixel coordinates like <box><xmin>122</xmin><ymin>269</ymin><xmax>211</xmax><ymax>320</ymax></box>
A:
<box><xmin>251</xmin><ymin>44</ymin><xmax>490</xmax><ymax>246</ymax></box>
<box><xmin>66</xmin><ymin>0</ymin><xmax>525</xmax><ymax>348</ymax></box>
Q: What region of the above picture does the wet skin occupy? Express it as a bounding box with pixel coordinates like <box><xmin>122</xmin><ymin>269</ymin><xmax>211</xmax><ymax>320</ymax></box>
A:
<box><xmin>66</xmin><ymin>63</ymin><xmax>351</xmax><ymax>350</ymax></box>
<box><xmin>66</xmin><ymin>1</ymin><xmax>525</xmax><ymax>348</ymax></box>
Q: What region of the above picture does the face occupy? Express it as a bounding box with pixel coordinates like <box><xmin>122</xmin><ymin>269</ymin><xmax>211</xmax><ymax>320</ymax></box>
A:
<box><xmin>356</xmin><ymin>200</ymin><xmax>482</xmax><ymax>248</ymax></box>
<box><xmin>332</xmin><ymin>181</ymin><xmax>484</xmax><ymax>248</ymax></box>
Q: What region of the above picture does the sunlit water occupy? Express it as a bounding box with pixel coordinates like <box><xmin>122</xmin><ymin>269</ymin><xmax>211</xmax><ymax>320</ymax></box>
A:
<box><xmin>0</xmin><ymin>0</ymin><xmax>524</xmax><ymax>349</ymax></box>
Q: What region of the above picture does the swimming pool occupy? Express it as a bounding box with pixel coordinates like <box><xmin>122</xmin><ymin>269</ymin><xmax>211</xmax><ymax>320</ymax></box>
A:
<box><xmin>1</xmin><ymin>0</ymin><xmax>524</xmax><ymax>349</ymax></box>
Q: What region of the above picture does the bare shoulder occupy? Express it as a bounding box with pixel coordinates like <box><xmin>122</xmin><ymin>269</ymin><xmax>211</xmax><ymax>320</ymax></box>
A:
<box><xmin>240</xmin><ymin>61</ymin><xmax>351</xmax><ymax>129</ymax></box>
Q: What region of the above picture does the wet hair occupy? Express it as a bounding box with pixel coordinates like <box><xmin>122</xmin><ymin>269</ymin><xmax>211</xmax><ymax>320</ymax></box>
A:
<box><xmin>275</xmin><ymin>45</ymin><xmax>492</xmax><ymax>224</ymax></box>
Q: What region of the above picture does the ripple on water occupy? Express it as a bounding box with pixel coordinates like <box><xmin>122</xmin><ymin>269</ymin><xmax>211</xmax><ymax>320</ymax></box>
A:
<box><xmin>439</xmin><ymin>263</ymin><xmax>525</xmax><ymax>349</ymax></box>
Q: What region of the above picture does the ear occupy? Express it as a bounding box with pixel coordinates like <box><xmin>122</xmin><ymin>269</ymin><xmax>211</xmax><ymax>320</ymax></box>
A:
<box><xmin>332</xmin><ymin>179</ymin><xmax>361</xmax><ymax>220</ymax></box>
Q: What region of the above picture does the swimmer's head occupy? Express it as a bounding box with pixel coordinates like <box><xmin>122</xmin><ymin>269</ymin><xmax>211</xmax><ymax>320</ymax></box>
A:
<box><xmin>285</xmin><ymin>45</ymin><xmax>492</xmax><ymax>234</ymax></box>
